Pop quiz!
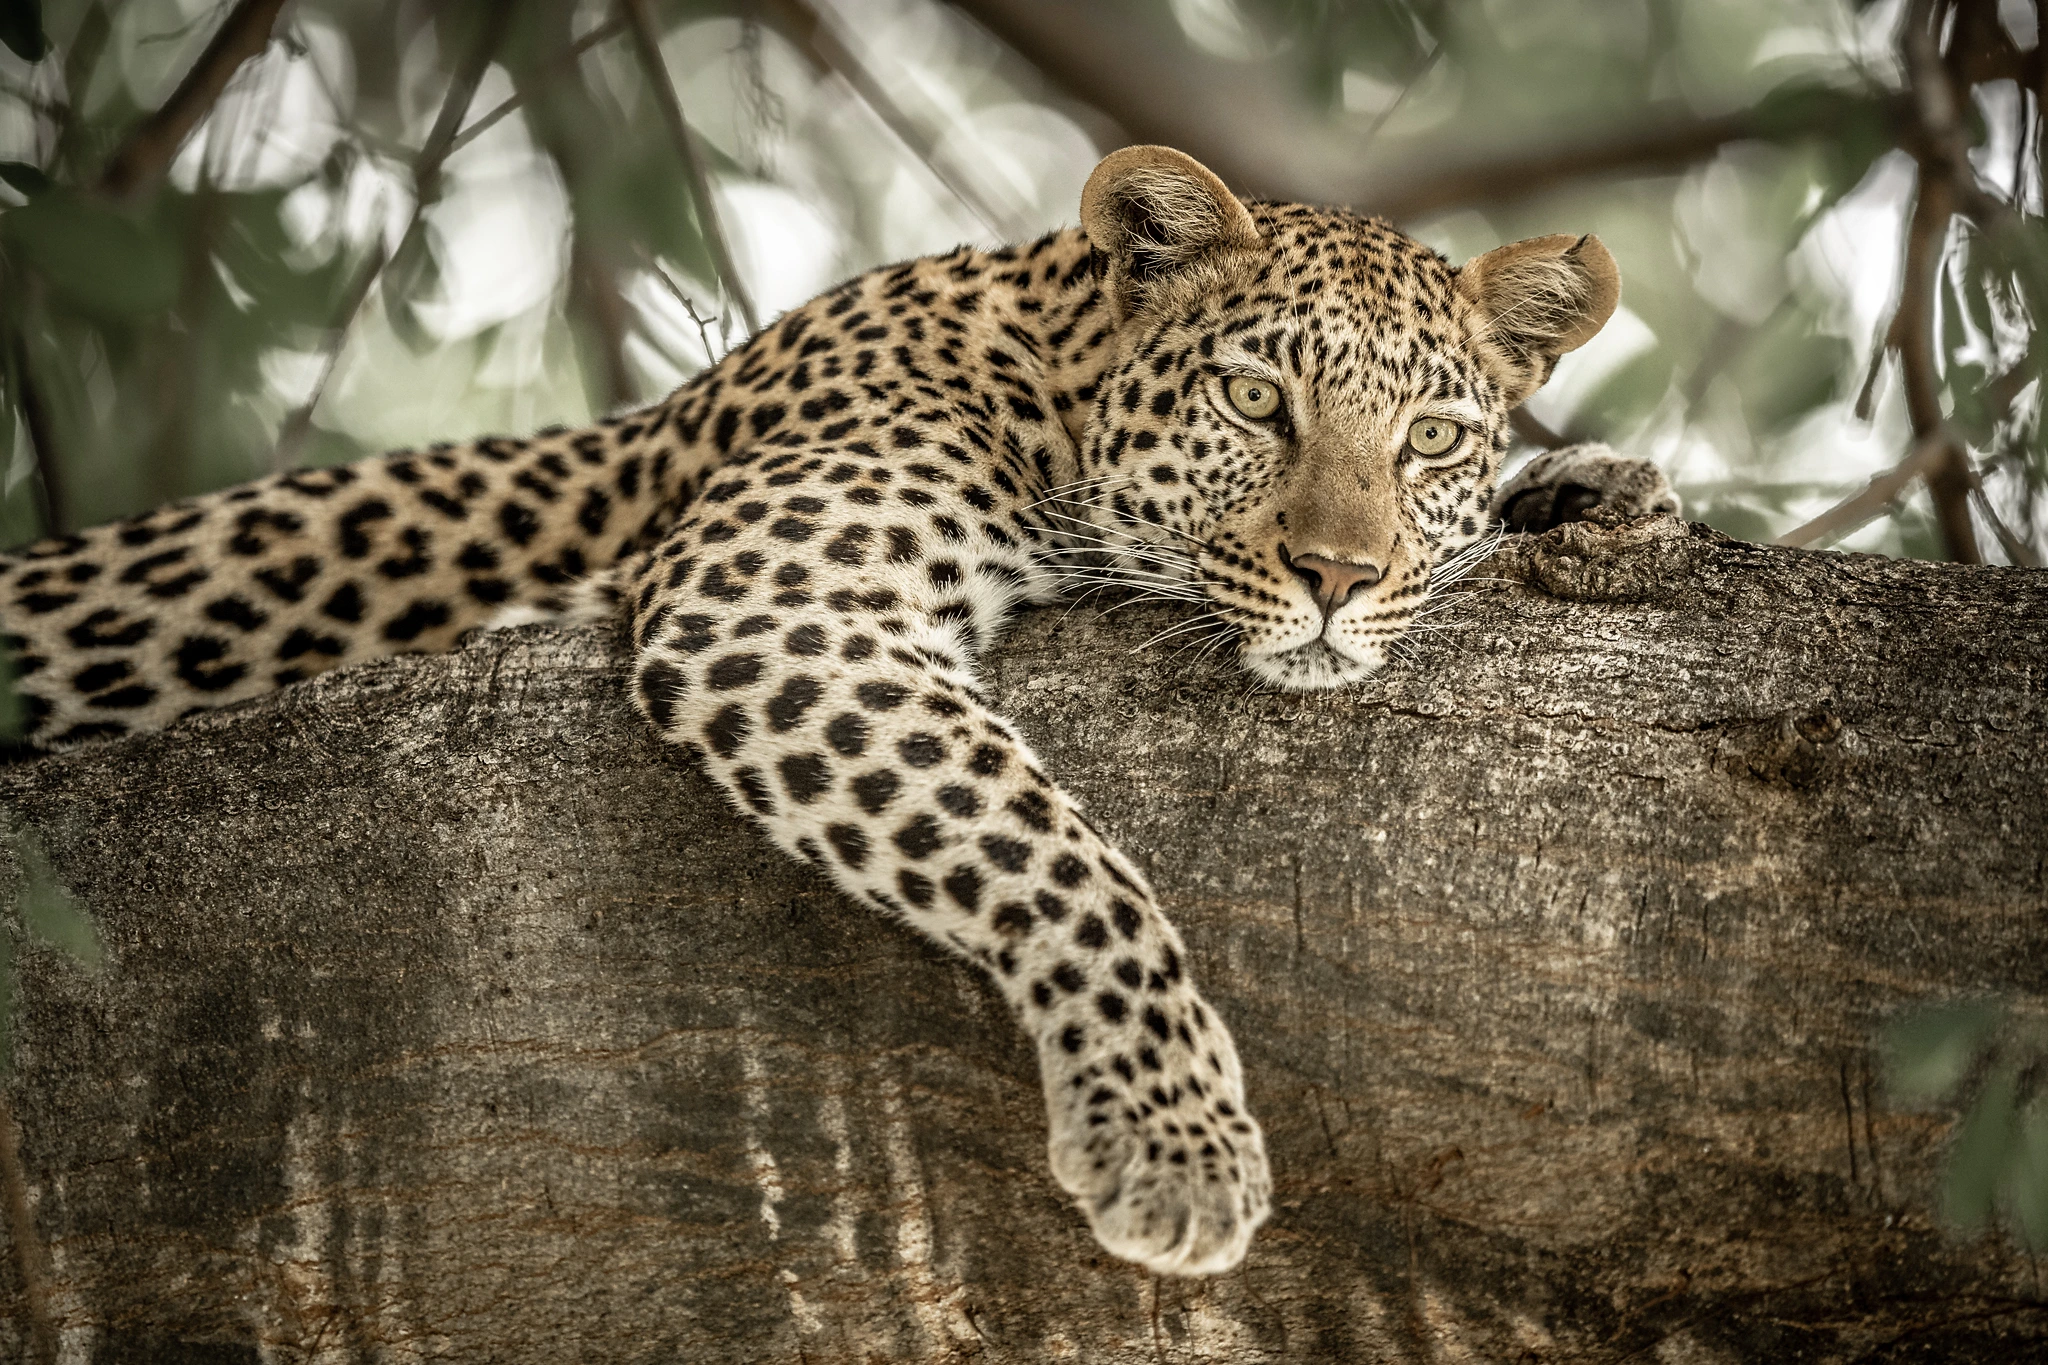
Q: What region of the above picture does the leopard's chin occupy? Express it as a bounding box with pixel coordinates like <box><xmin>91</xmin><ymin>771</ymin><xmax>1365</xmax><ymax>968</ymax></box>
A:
<box><xmin>1238</xmin><ymin>636</ymin><xmax>1385</xmax><ymax>692</ymax></box>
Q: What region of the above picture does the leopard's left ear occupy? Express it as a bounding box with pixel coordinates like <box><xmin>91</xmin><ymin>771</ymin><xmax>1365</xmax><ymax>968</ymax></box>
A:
<box><xmin>1081</xmin><ymin>146</ymin><xmax>1262</xmax><ymax>319</ymax></box>
<box><xmin>1455</xmin><ymin>233</ymin><xmax>1620</xmax><ymax>405</ymax></box>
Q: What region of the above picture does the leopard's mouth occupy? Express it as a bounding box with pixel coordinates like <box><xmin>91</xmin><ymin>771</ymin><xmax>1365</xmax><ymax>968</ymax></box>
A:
<box><xmin>1237</xmin><ymin>633</ymin><xmax>1386</xmax><ymax>692</ymax></box>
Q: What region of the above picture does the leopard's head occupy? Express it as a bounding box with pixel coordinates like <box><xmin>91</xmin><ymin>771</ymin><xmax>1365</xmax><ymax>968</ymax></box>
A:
<box><xmin>1071</xmin><ymin>146</ymin><xmax>1617</xmax><ymax>690</ymax></box>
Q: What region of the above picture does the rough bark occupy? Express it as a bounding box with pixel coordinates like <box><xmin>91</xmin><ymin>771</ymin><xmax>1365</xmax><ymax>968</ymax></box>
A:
<box><xmin>1</xmin><ymin>519</ymin><xmax>2044</xmax><ymax>1363</ymax></box>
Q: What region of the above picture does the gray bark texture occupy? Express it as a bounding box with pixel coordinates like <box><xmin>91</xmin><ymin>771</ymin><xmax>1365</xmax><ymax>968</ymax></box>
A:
<box><xmin>0</xmin><ymin>517</ymin><xmax>2044</xmax><ymax>1363</ymax></box>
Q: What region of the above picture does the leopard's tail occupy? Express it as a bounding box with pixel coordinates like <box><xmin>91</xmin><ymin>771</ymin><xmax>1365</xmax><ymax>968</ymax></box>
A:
<box><xmin>0</xmin><ymin>390</ymin><xmax>724</xmax><ymax>750</ymax></box>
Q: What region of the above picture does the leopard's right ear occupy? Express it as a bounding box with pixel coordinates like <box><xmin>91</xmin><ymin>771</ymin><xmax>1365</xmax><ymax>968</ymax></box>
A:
<box><xmin>1081</xmin><ymin>146</ymin><xmax>1262</xmax><ymax>319</ymax></box>
<box><xmin>1455</xmin><ymin>233</ymin><xmax>1620</xmax><ymax>405</ymax></box>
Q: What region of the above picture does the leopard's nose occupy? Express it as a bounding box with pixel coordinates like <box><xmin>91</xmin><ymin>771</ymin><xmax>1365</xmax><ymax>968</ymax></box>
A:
<box><xmin>1280</xmin><ymin>547</ymin><xmax>1383</xmax><ymax>618</ymax></box>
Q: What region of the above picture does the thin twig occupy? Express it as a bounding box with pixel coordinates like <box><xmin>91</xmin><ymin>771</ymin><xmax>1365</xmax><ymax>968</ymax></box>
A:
<box><xmin>751</xmin><ymin>0</ymin><xmax>1027</xmax><ymax>241</ymax></box>
<box><xmin>9</xmin><ymin>329</ymin><xmax>65</xmax><ymax>535</ymax></box>
<box><xmin>644</xmin><ymin>250</ymin><xmax>735</xmax><ymax>368</ymax></box>
<box><xmin>1775</xmin><ymin>435</ymin><xmax>1952</xmax><ymax>549</ymax></box>
<box><xmin>1897</xmin><ymin>0</ymin><xmax>1983</xmax><ymax>562</ymax></box>
<box><xmin>509</xmin><ymin>9</ymin><xmax>639</xmax><ymax>411</ymax></box>
<box><xmin>96</xmin><ymin>0</ymin><xmax>290</xmax><ymax>199</ymax></box>
<box><xmin>52</xmin><ymin>3</ymin><xmax>112</xmax><ymax>177</ymax></box>
<box><xmin>1355</xmin><ymin>8</ymin><xmax>1446</xmax><ymax>157</ymax></box>
<box><xmin>1970</xmin><ymin>485</ymin><xmax>2042</xmax><ymax>566</ymax></box>
<box><xmin>619</xmin><ymin>0</ymin><xmax>761</xmax><ymax>335</ymax></box>
<box><xmin>270</xmin><ymin>229</ymin><xmax>387</xmax><ymax>470</ymax></box>
<box><xmin>444</xmin><ymin>17</ymin><xmax>628</xmax><ymax>161</ymax></box>
<box><xmin>273</xmin><ymin>8</ymin><xmax>516</xmax><ymax>469</ymax></box>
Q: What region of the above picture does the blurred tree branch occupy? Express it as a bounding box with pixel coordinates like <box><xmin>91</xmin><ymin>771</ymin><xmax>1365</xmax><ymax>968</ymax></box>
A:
<box><xmin>95</xmin><ymin>0</ymin><xmax>289</xmax><ymax>200</ymax></box>
<box><xmin>7</xmin><ymin>330</ymin><xmax>64</xmax><ymax>535</ymax></box>
<box><xmin>1508</xmin><ymin>407</ymin><xmax>1569</xmax><ymax>450</ymax></box>
<box><xmin>274</xmin><ymin>6</ymin><xmax>517</xmax><ymax>468</ymax></box>
<box><xmin>752</xmin><ymin>0</ymin><xmax>1028</xmax><ymax>241</ymax></box>
<box><xmin>511</xmin><ymin>2</ymin><xmax>638</xmax><ymax>411</ymax></box>
<box><xmin>1785</xmin><ymin>0</ymin><xmax>2042</xmax><ymax>563</ymax></box>
<box><xmin>619</xmin><ymin>0</ymin><xmax>760</xmax><ymax>336</ymax></box>
<box><xmin>1776</xmin><ymin>435</ymin><xmax>1952</xmax><ymax>550</ymax></box>
<box><xmin>1356</xmin><ymin>101</ymin><xmax>1898</xmax><ymax>222</ymax></box>
<box><xmin>946</xmin><ymin>0</ymin><xmax>1911</xmax><ymax>222</ymax></box>
<box><xmin>447</xmin><ymin>18</ymin><xmax>627</xmax><ymax>161</ymax></box>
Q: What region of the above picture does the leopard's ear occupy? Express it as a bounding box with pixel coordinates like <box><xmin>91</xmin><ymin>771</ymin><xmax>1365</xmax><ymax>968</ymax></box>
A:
<box><xmin>1455</xmin><ymin>233</ymin><xmax>1620</xmax><ymax>405</ymax></box>
<box><xmin>1081</xmin><ymin>146</ymin><xmax>1262</xmax><ymax>318</ymax></box>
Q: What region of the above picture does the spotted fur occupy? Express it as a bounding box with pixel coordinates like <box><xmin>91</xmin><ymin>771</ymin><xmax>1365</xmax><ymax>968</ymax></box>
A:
<box><xmin>0</xmin><ymin>147</ymin><xmax>1673</xmax><ymax>1274</ymax></box>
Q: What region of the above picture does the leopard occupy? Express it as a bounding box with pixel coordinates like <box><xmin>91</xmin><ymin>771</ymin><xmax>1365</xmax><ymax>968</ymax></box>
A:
<box><xmin>0</xmin><ymin>146</ymin><xmax>1677</xmax><ymax>1276</ymax></box>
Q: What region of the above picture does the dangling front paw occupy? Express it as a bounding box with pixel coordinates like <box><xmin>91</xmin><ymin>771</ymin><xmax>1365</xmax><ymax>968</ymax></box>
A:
<box><xmin>1493</xmin><ymin>441</ymin><xmax>1680</xmax><ymax>533</ymax></box>
<box><xmin>1039</xmin><ymin>995</ymin><xmax>1271</xmax><ymax>1275</ymax></box>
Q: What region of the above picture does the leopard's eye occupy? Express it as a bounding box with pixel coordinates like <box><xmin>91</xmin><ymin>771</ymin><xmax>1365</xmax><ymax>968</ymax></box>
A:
<box><xmin>1406</xmin><ymin>417</ymin><xmax>1463</xmax><ymax>457</ymax></box>
<box><xmin>1224</xmin><ymin>376</ymin><xmax>1282</xmax><ymax>421</ymax></box>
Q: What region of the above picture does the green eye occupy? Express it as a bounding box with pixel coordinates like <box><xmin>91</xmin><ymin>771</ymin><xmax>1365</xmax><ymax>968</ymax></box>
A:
<box><xmin>1406</xmin><ymin>417</ymin><xmax>1462</xmax><ymax>457</ymax></box>
<box><xmin>1225</xmin><ymin>376</ymin><xmax>1282</xmax><ymax>421</ymax></box>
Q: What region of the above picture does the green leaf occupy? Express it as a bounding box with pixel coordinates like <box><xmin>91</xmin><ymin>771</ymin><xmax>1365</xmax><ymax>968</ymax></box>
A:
<box><xmin>1944</xmin><ymin>1062</ymin><xmax>2019</xmax><ymax>1229</ymax></box>
<box><xmin>1884</xmin><ymin>998</ymin><xmax>2006</xmax><ymax>1103</ymax></box>
<box><xmin>0</xmin><ymin>161</ymin><xmax>51</xmax><ymax>199</ymax></box>
<box><xmin>0</xmin><ymin>0</ymin><xmax>46</xmax><ymax>64</ymax></box>
<box><xmin>10</xmin><ymin>830</ymin><xmax>100</xmax><ymax>969</ymax></box>
<box><xmin>0</xmin><ymin>190</ymin><xmax>180</xmax><ymax>318</ymax></box>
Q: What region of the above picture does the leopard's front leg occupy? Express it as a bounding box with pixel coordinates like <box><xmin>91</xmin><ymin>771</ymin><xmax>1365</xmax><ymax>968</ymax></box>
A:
<box><xmin>624</xmin><ymin>504</ymin><xmax>1270</xmax><ymax>1275</ymax></box>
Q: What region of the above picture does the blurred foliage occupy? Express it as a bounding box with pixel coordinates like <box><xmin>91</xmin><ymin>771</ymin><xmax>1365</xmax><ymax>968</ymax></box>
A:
<box><xmin>0</xmin><ymin>0</ymin><xmax>2042</xmax><ymax>561</ymax></box>
<box><xmin>1885</xmin><ymin>999</ymin><xmax>2048</xmax><ymax>1250</ymax></box>
<box><xmin>0</xmin><ymin>824</ymin><xmax>101</xmax><ymax>1074</ymax></box>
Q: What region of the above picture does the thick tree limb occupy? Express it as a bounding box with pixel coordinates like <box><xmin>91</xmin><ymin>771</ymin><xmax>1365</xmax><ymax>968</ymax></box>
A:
<box><xmin>2</xmin><ymin>521</ymin><xmax>2044</xmax><ymax>1361</ymax></box>
<box><xmin>945</xmin><ymin>0</ymin><xmax>1899</xmax><ymax>220</ymax></box>
<box><xmin>94</xmin><ymin>0</ymin><xmax>289</xmax><ymax>199</ymax></box>
<box><xmin>1357</xmin><ymin>108</ymin><xmax>1801</xmax><ymax>222</ymax></box>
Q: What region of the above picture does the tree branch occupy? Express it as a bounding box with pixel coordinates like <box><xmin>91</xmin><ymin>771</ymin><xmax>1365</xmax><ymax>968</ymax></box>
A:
<box><xmin>273</xmin><ymin>8</ymin><xmax>517</xmax><ymax>469</ymax></box>
<box><xmin>444</xmin><ymin>17</ymin><xmax>627</xmax><ymax>162</ymax></box>
<box><xmin>948</xmin><ymin>0</ymin><xmax>1904</xmax><ymax>221</ymax></box>
<box><xmin>269</xmin><ymin>234</ymin><xmax>386</xmax><ymax>471</ymax></box>
<box><xmin>1360</xmin><ymin>109</ymin><xmax>1787</xmax><ymax>222</ymax></box>
<box><xmin>6</xmin><ymin>532</ymin><xmax>2045</xmax><ymax>1359</ymax></box>
<box><xmin>9</xmin><ymin>329</ymin><xmax>65</xmax><ymax>536</ymax></box>
<box><xmin>95</xmin><ymin>0</ymin><xmax>289</xmax><ymax>199</ymax></box>
<box><xmin>751</xmin><ymin>0</ymin><xmax>1029</xmax><ymax>242</ymax></box>
<box><xmin>619</xmin><ymin>0</ymin><xmax>760</xmax><ymax>336</ymax></box>
<box><xmin>511</xmin><ymin>4</ymin><xmax>640</xmax><ymax>412</ymax></box>
<box><xmin>1895</xmin><ymin>0</ymin><xmax>1984</xmax><ymax>563</ymax></box>
<box><xmin>1507</xmin><ymin>407</ymin><xmax>1568</xmax><ymax>449</ymax></box>
<box><xmin>1775</xmin><ymin>435</ymin><xmax>1952</xmax><ymax>549</ymax></box>
<box><xmin>1971</xmin><ymin>484</ymin><xmax>2044</xmax><ymax>566</ymax></box>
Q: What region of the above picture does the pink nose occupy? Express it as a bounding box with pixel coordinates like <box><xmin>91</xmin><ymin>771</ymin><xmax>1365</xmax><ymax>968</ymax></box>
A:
<box><xmin>1281</xmin><ymin>547</ymin><xmax>1384</xmax><ymax>618</ymax></box>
